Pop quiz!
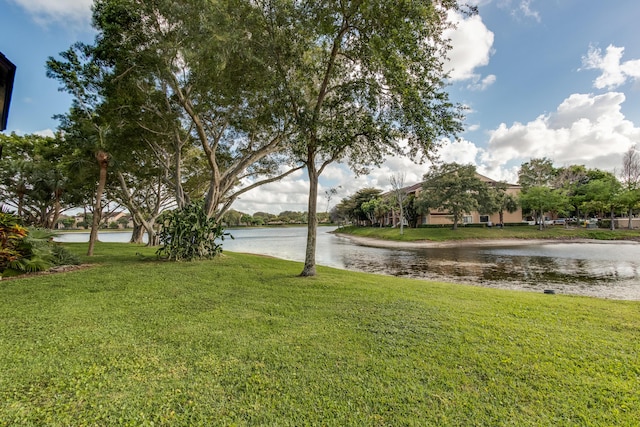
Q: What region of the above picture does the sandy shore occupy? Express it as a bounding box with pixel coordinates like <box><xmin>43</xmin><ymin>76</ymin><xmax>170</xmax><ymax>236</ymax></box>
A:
<box><xmin>333</xmin><ymin>233</ymin><xmax>628</xmax><ymax>249</ymax></box>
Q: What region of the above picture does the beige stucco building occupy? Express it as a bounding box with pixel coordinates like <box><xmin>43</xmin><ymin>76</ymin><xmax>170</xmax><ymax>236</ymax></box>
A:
<box><xmin>385</xmin><ymin>173</ymin><xmax>523</xmax><ymax>227</ymax></box>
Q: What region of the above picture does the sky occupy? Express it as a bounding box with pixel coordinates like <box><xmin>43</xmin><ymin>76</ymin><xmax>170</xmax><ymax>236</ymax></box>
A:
<box><xmin>2</xmin><ymin>0</ymin><xmax>640</xmax><ymax>214</ymax></box>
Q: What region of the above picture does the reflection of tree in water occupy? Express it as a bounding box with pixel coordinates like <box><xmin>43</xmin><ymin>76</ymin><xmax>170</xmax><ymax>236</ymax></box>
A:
<box><xmin>342</xmin><ymin>245</ymin><xmax>640</xmax><ymax>295</ymax></box>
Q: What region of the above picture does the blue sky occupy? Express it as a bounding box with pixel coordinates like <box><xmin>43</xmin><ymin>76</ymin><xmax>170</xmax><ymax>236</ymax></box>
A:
<box><xmin>1</xmin><ymin>0</ymin><xmax>640</xmax><ymax>214</ymax></box>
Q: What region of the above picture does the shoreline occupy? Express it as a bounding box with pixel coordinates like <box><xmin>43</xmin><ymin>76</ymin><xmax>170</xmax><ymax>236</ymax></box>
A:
<box><xmin>333</xmin><ymin>233</ymin><xmax>637</xmax><ymax>249</ymax></box>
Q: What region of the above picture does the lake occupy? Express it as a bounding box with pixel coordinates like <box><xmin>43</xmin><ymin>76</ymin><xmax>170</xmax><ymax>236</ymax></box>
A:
<box><xmin>55</xmin><ymin>227</ymin><xmax>640</xmax><ymax>300</ymax></box>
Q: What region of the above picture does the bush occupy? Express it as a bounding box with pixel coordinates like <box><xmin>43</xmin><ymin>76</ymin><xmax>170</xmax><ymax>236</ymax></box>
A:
<box><xmin>51</xmin><ymin>244</ymin><xmax>81</xmax><ymax>266</ymax></box>
<box><xmin>0</xmin><ymin>212</ymin><xmax>28</xmax><ymax>273</ymax></box>
<box><xmin>157</xmin><ymin>201</ymin><xmax>231</xmax><ymax>261</ymax></box>
<box><xmin>1</xmin><ymin>213</ymin><xmax>80</xmax><ymax>276</ymax></box>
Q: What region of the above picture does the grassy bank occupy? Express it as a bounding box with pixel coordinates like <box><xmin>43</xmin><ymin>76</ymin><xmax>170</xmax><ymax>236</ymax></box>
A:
<box><xmin>336</xmin><ymin>224</ymin><xmax>640</xmax><ymax>242</ymax></box>
<box><xmin>1</xmin><ymin>243</ymin><xmax>639</xmax><ymax>425</ymax></box>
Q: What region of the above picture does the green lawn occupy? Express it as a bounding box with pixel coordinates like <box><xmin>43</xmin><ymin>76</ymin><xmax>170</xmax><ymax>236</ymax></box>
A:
<box><xmin>336</xmin><ymin>224</ymin><xmax>640</xmax><ymax>242</ymax></box>
<box><xmin>1</xmin><ymin>242</ymin><xmax>639</xmax><ymax>426</ymax></box>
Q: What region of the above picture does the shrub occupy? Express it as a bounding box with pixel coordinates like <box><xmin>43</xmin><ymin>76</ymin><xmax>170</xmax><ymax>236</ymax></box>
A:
<box><xmin>51</xmin><ymin>244</ymin><xmax>81</xmax><ymax>266</ymax></box>
<box><xmin>156</xmin><ymin>201</ymin><xmax>232</xmax><ymax>261</ymax></box>
<box><xmin>0</xmin><ymin>212</ymin><xmax>28</xmax><ymax>273</ymax></box>
<box><xmin>1</xmin><ymin>213</ymin><xmax>80</xmax><ymax>276</ymax></box>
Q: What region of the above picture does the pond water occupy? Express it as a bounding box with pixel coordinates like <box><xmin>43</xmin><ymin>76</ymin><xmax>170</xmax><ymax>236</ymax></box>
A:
<box><xmin>55</xmin><ymin>227</ymin><xmax>640</xmax><ymax>300</ymax></box>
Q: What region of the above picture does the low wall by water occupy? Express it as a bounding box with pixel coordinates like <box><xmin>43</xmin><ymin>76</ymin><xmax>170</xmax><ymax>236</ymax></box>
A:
<box><xmin>613</xmin><ymin>218</ymin><xmax>640</xmax><ymax>229</ymax></box>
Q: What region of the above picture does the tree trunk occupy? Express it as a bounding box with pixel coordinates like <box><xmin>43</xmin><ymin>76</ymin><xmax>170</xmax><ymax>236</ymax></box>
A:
<box><xmin>87</xmin><ymin>151</ymin><xmax>109</xmax><ymax>256</ymax></box>
<box><xmin>538</xmin><ymin>211</ymin><xmax>544</xmax><ymax>231</ymax></box>
<box><xmin>17</xmin><ymin>192</ymin><xmax>23</xmax><ymax>217</ymax></box>
<box><xmin>146</xmin><ymin>225</ymin><xmax>158</xmax><ymax>246</ymax></box>
<box><xmin>610</xmin><ymin>208</ymin><xmax>615</xmax><ymax>230</ymax></box>
<box><xmin>628</xmin><ymin>208</ymin><xmax>633</xmax><ymax>230</ymax></box>
<box><xmin>128</xmin><ymin>208</ymin><xmax>157</xmax><ymax>246</ymax></box>
<box><xmin>51</xmin><ymin>195</ymin><xmax>62</xmax><ymax>230</ymax></box>
<box><xmin>173</xmin><ymin>134</ymin><xmax>188</xmax><ymax>209</ymax></box>
<box><xmin>130</xmin><ymin>222</ymin><xmax>144</xmax><ymax>244</ymax></box>
<box><xmin>301</xmin><ymin>157</ymin><xmax>318</xmax><ymax>277</ymax></box>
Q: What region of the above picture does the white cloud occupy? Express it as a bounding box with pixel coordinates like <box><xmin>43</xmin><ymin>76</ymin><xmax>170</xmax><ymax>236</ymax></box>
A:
<box><xmin>582</xmin><ymin>45</ymin><xmax>640</xmax><ymax>90</ymax></box>
<box><xmin>438</xmin><ymin>139</ymin><xmax>481</xmax><ymax>165</ymax></box>
<box><xmin>517</xmin><ymin>0</ymin><xmax>540</xmax><ymax>22</ymax></box>
<box><xmin>444</xmin><ymin>11</ymin><xmax>495</xmax><ymax>85</ymax></box>
<box><xmin>8</xmin><ymin>128</ymin><xmax>56</xmax><ymax>137</ymax></box>
<box><xmin>496</xmin><ymin>0</ymin><xmax>541</xmax><ymax>22</ymax></box>
<box><xmin>485</xmin><ymin>92</ymin><xmax>640</xmax><ymax>172</ymax></box>
<box><xmin>339</xmin><ymin>157</ymin><xmax>427</xmax><ymax>195</ymax></box>
<box><xmin>9</xmin><ymin>0</ymin><xmax>93</xmax><ymax>29</ymax></box>
<box><xmin>233</xmin><ymin>170</ymin><xmax>310</xmax><ymax>214</ymax></box>
<box><xmin>236</xmin><ymin>132</ymin><xmax>548</xmax><ymax>214</ymax></box>
<box><xmin>35</xmin><ymin>129</ymin><xmax>56</xmax><ymax>138</ymax></box>
<box><xmin>467</xmin><ymin>74</ymin><xmax>497</xmax><ymax>91</ymax></box>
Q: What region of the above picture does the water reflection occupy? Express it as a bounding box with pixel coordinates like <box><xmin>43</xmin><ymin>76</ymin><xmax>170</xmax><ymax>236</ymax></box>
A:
<box><xmin>56</xmin><ymin>227</ymin><xmax>640</xmax><ymax>300</ymax></box>
<box><xmin>350</xmin><ymin>242</ymin><xmax>640</xmax><ymax>300</ymax></box>
<box><xmin>55</xmin><ymin>231</ymin><xmax>148</xmax><ymax>243</ymax></box>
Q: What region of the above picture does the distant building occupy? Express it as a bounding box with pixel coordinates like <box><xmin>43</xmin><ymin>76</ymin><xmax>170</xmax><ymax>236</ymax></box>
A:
<box><xmin>384</xmin><ymin>173</ymin><xmax>523</xmax><ymax>227</ymax></box>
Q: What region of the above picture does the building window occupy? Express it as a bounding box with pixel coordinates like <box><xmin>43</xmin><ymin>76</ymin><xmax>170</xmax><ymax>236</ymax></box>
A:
<box><xmin>479</xmin><ymin>215</ymin><xmax>489</xmax><ymax>223</ymax></box>
<box><xmin>463</xmin><ymin>216</ymin><xmax>473</xmax><ymax>224</ymax></box>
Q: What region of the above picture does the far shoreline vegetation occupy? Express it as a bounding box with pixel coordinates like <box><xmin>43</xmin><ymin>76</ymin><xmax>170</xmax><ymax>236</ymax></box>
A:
<box><xmin>333</xmin><ymin>223</ymin><xmax>640</xmax><ymax>243</ymax></box>
<box><xmin>54</xmin><ymin>221</ymin><xmax>640</xmax><ymax>243</ymax></box>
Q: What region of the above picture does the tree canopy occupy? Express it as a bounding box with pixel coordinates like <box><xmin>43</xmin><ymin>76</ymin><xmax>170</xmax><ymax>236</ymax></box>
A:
<box><xmin>416</xmin><ymin>163</ymin><xmax>488</xmax><ymax>230</ymax></box>
<box><xmin>0</xmin><ymin>133</ymin><xmax>85</xmax><ymax>228</ymax></box>
<box><xmin>257</xmin><ymin>0</ymin><xmax>467</xmax><ymax>275</ymax></box>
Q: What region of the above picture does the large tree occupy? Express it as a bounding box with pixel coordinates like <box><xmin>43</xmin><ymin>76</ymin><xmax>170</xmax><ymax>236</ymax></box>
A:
<box><xmin>389</xmin><ymin>173</ymin><xmax>408</xmax><ymax>234</ymax></box>
<box><xmin>517</xmin><ymin>157</ymin><xmax>559</xmax><ymax>225</ymax></box>
<box><xmin>334</xmin><ymin>188</ymin><xmax>383</xmax><ymax>225</ymax></box>
<box><xmin>88</xmin><ymin>0</ymin><xmax>303</xmax><ymax>222</ymax></box>
<box><xmin>519</xmin><ymin>186</ymin><xmax>572</xmax><ymax>230</ymax></box>
<box><xmin>480</xmin><ymin>181</ymin><xmax>519</xmax><ymax>227</ymax></box>
<box><xmin>259</xmin><ymin>0</ymin><xmax>466</xmax><ymax>275</ymax></box>
<box><xmin>0</xmin><ymin>133</ymin><xmax>84</xmax><ymax>227</ymax></box>
<box><xmin>518</xmin><ymin>157</ymin><xmax>556</xmax><ymax>189</ymax></box>
<box><xmin>360</xmin><ymin>197</ymin><xmax>384</xmax><ymax>226</ymax></box>
<box><xmin>48</xmin><ymin>0</ymin><xmax>314</xmax><ymax>258</ymax></box>
<box><xmin>554</xmin><ymin>164</ymin><xmax>589</xmax><ymax>219</ymax></box>
<box><xmin>47</xmin><ymin>43</ymin><xmax>114</xmax><ymax>256</ymax></box>
<box><xmin>619</xmin><ymin>147</ymin><xmax>640</xmax><ymax>229</ymax></box>
<box><xmin>579</xmin><ymin>172</ymin><xmax>623</xmax><ymax>230</ymax></box>
<box><xmin>417</xmin><ymin>162</ymin><xmax>488</xmax><ymax>230</ymax></box>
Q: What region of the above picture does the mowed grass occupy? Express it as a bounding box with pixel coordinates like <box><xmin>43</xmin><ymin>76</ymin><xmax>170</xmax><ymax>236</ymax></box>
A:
<box><xmin>1</xmin><ymin>243</ymin><xmax>639</xmax><ymax>426</ymax></box>
<box><xmin>337</xmin><ymin>224</ymin><xmax>640</xmax><ymax>242</ymax></box>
